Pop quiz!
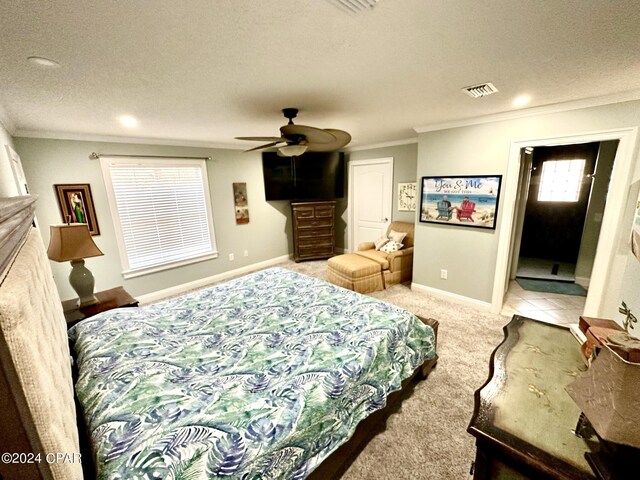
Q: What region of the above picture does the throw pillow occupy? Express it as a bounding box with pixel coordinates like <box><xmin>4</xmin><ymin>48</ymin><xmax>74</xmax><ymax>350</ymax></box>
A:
<box><xmin>388</xmin><ymin>229</ymin><xmax>407</xmax><ymax>244</ymax></box>
<box><xmin>380</xmin><ymin>241</ymin><xmax>403</xmax><ymax>253</ymax></box>
<box><xmin>374</xmin><ymin>236</ymin><xmax>390</xmax><ymax>250</ymax></box>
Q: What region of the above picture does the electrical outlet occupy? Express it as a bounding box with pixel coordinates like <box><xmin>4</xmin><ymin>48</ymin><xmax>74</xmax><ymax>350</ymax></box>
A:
<box><xmin>229</xmin><ymin>253</ymin><xmax>234</xmax><ymax>261</ymax></box>
<box><xmin>440</xmin><ymin>269</ymin><xmax>448</xmax><ymax>280</ymax></box>
<box><xmin>243</xmin><ymin>250</ymin><xmax>249</xmax><ymax>257</ymax></box>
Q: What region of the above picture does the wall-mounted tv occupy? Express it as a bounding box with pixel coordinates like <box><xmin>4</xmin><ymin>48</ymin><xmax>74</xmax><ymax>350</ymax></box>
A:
<box><xmin>262</xmin><ymin>151</ymin><xmax>345</xmax><ymax>201</ymax></box>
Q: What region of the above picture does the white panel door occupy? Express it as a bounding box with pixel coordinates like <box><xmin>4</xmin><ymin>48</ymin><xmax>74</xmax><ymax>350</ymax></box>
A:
<box><xmin>349</xmin><ymin>158</ymin><xmax>393</xmax><ymax>251</ymax></box>
<box><xmin>5</xmin><ymin>145</ymin><xmax>29</xmax><ymax>195</ymax></box>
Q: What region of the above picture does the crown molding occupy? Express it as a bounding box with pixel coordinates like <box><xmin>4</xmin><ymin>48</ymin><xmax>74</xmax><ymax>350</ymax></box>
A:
<box><xmin>414</xmin><ymin>89</ymin><xmax>640</xmax><ymax>134</ymax></box>
<box><xmin>12</xmin><ymin>129</ymin><xmax>245</xmax><ymax>150</ymax></box>
<box><xmin>15</xmin><ymin>127</ymin><xmax>419</xmax><ymax>153</ymax></box>
<box><xmin>346</xmin><ymin>137</ymin><xmax>417</xmax><ymax>152</ymax></box>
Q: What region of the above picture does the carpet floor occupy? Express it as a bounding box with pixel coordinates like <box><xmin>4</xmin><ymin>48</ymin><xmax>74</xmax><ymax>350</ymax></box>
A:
<box><xmin>279</xmin><ymin>260</ymin><xmax>510</xmax><ymax>479</ymax></box>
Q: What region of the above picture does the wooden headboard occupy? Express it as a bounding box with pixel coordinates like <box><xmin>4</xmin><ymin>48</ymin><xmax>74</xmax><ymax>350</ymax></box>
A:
<box><xmin>0</xmin><ymin>196</ymin><xmax>82</xmax><ymax>480</ymax></box>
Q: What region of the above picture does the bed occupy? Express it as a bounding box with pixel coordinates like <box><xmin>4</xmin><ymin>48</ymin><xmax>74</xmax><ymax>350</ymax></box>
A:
<box><xmin>0</xmin><ymin>195</ymin><xmax>438</xmax><ymax>480</ymax></box>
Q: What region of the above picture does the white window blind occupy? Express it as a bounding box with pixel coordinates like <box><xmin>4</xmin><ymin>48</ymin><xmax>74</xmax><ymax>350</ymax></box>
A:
<box><xmin>537</xmin><ymin>159</ymin><xmax>586</xmax><ymax>202</ymax></box>
<box><xmin>101</xmin><ymin>157</ymin><xmax>217</xmax><ymax>277</ymax></box>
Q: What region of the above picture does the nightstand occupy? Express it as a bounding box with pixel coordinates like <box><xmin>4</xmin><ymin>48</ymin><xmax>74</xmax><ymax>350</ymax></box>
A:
<box><xmin>63</xmin><ymin>286</ymin><xmax>138</xmax><ymax>328</ymax></box>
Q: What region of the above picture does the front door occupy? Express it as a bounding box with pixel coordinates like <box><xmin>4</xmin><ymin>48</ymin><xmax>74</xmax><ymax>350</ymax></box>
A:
<box><xmin>349</xmin><ymin>157</ymin><xmax>393</xmax><ymax>251</ymax></box>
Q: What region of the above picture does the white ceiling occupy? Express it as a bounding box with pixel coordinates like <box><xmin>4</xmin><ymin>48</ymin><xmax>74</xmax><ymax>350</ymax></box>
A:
<box><xmin>1</xmin><ymin>0</ymin><xmax>639</xmax><ymax>150</ymax></box>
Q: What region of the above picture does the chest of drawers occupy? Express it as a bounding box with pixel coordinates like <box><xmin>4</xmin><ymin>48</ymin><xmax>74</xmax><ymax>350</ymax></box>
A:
<box><xmin>291</xmin><ymin>201</ymin><xmax>336</xmax><ymax>262</ymax></box>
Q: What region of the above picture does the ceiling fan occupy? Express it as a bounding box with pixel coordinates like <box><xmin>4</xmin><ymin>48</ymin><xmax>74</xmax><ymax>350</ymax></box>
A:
<box><xmin>235</xmin><ymin>108</ymin><xmax>351</xmax><ymax>157</ymax></box>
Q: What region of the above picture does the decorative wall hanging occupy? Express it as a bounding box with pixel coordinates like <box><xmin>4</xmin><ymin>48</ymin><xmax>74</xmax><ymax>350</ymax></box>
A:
<box><xmin>419</xmin><ymin>175</ymin><xmax>502</xmax><ymax>229</ymax></box>
<box><xmin>398</xmin><ymin>182</ymin><xmax>417</xmax><ymax>211</ymax></box>
<box><xmin>233</xmin><ymin>182</ymin><xmax>250</xmax><ymax>224</ymax></box>
<box><xmin>632</xmin><ymin>198</ymin><xmax>640</xmax><ymax>262</ymax></box>
<box><xmin>54</xmin><ymin>183</ymin><xmax>100</xmax><ymax>235</ymax></box>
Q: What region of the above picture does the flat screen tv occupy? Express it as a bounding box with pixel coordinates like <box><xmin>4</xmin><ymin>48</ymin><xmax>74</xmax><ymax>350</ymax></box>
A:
<box><xmin>262</xmin><ymin>151</ymin><xmax>345</xmax><ymax>201</ymax></box>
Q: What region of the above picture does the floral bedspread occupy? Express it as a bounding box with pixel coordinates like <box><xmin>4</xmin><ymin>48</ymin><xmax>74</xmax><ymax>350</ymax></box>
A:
<box><xmin>69</xmin><ymin>268</ymin><xmax>436</xmax><ymax>479</ymax></box>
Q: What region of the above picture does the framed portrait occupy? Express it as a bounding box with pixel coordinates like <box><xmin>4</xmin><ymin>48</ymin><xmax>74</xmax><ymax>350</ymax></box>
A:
<box><xmin>54</xmin><ymin>183</ymin><xmax>100</xmax><ymax>235</ymax></box>
<box><xmin>398</xmin><ymin>182</ymin><xmax>417</xmax><ymax>211</ymax></box>
<box><xmin>419</xmin><ymin>175</ymin><xmax>502</xmax><ymax>229</ymax></box>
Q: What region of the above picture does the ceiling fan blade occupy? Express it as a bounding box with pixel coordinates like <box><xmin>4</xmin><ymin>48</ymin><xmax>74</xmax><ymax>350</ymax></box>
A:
<box><xmin>306</xmin><ymin>129</ymin><xmax>352</xmax><ymax>152</ymax></box>
<box><xmin>237</xmin><ymin>109</ymin><xmax>350</xmax><ymax>155</ymax></box>
<box><xmin>236</xmin><ymin>136</ymin><xmax>286</xmax><ymax>142</ymax></box>
<box><xmin>280</xmin><ymin>124</ymin><xmax>336</xmax><ymax>144</ymax></box>
<box><xmin>244</xmin><ymin>141</ymin><xmax>285</xmax><ymax>152</ymax></box>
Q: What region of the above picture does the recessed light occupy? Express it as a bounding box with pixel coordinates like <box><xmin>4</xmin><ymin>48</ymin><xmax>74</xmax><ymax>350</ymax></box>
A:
<box><xmin>27</xmin><ymin>56</ymin><xmax>60</xmax><ymax>68</ymax></box>
<box><xmin>512</xmin><ymin>95</ymin><xmax>531</xmax><ymax>108</ymax></box>
<box><xmin>118</xmin><ymin>115</ymin><xmax>139</xmax><ymax>128</ymax></box>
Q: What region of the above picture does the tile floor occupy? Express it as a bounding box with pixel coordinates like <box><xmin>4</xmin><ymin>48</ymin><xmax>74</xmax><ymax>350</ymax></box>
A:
<box><xmin>500</xmin><ymin>279</ymin><xmax>586</xmax><ymax>326</ymax></box>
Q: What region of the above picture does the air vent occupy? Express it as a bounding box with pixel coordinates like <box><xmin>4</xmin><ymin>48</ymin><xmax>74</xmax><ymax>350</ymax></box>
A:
<box><xmin>463</xmin><ymin>83</ymin><xmax>498</xmax><ymax>98</ymax></box>
<box><xmin>327</xmin><ymin>0</ymin><xmax>379</xmax><ymax>14</ymax></box>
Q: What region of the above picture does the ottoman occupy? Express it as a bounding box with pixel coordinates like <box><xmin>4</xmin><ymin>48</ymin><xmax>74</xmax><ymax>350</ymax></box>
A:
<box><xmin>326</xmin><ymin>253</ymin><xmax>383</xmax><ymax>293</ymax></box>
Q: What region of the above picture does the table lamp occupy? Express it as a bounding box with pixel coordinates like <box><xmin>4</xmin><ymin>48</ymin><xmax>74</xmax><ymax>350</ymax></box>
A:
<box><xmin>566</xmin><ymin>340</ymin><xmax>640</xmax><ymax>448</ymax></box>
<box><xmin>47</xmin><ymin>223</ymin><xmax>104</xmax><ymax>307</ymax></box>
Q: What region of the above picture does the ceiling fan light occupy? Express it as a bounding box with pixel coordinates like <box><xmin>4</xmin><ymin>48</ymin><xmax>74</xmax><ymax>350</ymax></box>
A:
<box><xmin>278</xmin><ymin>145</ymin><xmax>308</xmax><ymax>157</ymax></box>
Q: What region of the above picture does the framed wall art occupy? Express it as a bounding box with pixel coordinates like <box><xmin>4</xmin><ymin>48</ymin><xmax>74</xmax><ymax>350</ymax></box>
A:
<box><xmin>233</xmin><ymin>182</ymin><xmax>250</xmax><ymax>224</ymax></box>
<box><xmin>54</xmin><ymin>183</ymin><xmax>100</xmax><ymax>235</ymax></box>
<box><xmin>632</xmin><ymin>197</ymin><xmax>640</xmax><ymax>262</ymax></box>
<box><xmin>398</xmin><ymin>182</ymin><xmax>417</xmax><ymax>211</ymax></box>
<box><xmin>419</xmin><ymin>175</ymin><xmax>502</xmax><ymax>229</ymax></box>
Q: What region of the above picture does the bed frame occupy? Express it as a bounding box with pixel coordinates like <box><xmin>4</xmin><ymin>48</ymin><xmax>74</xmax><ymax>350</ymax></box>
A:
<box><xmin>0</xmin><ymin>195</ymin><xmax>438</xmax><ymax>480</ymax></box>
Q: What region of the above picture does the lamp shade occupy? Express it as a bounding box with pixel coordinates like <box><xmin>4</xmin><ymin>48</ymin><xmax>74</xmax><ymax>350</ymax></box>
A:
<box><xmin>278</xmin><ymin>144</ymin><xmax>308</xmax><ymax>157</ymax></box>
<box><xmin>47</xmin><ymin>224</ymin><xmax>103</xmax><ymax>262</ymax></box>
<box><xmin>566</xmin><ymin>343</ymin><xmax>640</xmax><ymax>447</ymax></box>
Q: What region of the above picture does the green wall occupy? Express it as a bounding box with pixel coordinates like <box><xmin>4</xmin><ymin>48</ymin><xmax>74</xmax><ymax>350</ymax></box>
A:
<box><xmin>14</xmin><ymin>138</ymin><xmax>291</xmax><ymax>300</ymax></box>
<box><xmin>414</xmin><ymin>99</ymin><xmax>640</xmax><ymax>318</ymax></box>
<box><xmin>13</xmin><ymin>137</ymin><xmax>419</xmax><ymax>300</ymax></box>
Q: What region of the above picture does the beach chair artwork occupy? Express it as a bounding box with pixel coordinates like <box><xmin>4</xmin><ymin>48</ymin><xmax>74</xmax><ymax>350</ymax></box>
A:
<box><xmin>456</xmin><ymin>200</ymin><xmax>476</xmax><ymax>221</ymax></box>
<box><xmin>436</xmin><ymin>200</ymin><xmax>452</xmax><ymax>220</ymax></box>
<box><xmin>420</xmin><ymin>175</ymin><xmax>502</xmax><ymax>229</ymax></box>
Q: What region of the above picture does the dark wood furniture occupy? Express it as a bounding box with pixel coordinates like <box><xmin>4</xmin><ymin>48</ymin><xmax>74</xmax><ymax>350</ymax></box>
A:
<box><xmin>63</xmin><ymin>286</ymin><xmax>138</xmax><ymax>327</ymax></box>
<box><xmin>291</xmin><ymin>200</ymin><xmax>336</xmax><ymax>262</ymax></box>
<box><xmin>468</xmin><ymin>315</ymin><xmax>598</xmax><ymax>480</ymax></box>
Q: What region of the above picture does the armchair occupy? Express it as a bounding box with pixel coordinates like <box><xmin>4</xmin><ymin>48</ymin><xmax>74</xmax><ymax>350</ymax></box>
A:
<box><xmin>436</xmin><ymin>200</ymin><xmax>452</xmax><ymax>220</ymax></box>
<box><xmin>456</xmin><ymin>200</ymin><xmax>476</xmax><ymax>221</ymax></box>
<box><xmin>355</xmin><ymin>221</ymin><xmax>414</xmax><ymax>288</ymax></box>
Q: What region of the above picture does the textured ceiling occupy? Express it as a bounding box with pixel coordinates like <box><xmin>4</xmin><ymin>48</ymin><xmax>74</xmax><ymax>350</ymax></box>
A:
<box><xmin>1</xmin><ymin>0</ymin><xmax>639</xmax><ymax>149</ymax></box>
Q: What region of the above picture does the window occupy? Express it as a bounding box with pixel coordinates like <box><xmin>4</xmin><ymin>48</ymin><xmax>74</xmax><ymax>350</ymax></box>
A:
<box><xmin>101</xmin><ymin>157</ymin><xmax>217</xmax><ymax>278</ymax></box>
<box><xmin>537</xmin><ymin>159</ymin><xmax>586</xmax><ymax>202</ymax></box>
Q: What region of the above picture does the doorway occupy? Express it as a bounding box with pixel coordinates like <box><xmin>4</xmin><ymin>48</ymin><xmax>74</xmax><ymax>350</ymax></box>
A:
<box><xmin>516</xmin><ymin>142</ymin><xmax>602</xmax><ymax>283</ymax></box>
<box><xmin>503</xmin><ymin>141</ymin><xmax>618</xmax><ymax>323</ymax></box>
<box><xmin>492</xmin><ymin>128</ymin><xmax>638</xmax><ymax>318</ymax></box>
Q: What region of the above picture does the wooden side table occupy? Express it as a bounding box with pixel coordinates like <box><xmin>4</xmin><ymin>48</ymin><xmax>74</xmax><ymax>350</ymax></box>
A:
<box><xmin>63</xmin><ymin>286</ymin><xmax>138</xmax><ymax>328</ymax></box>
<box><xmin>468</xmin><ymin>315</ymin><xmax>597</xmax><ymax>479</ymax></box>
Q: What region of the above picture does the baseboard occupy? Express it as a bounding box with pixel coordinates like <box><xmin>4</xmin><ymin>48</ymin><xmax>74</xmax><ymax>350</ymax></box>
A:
<box><xmin>410</xmin><ymin>282</ymin><xmax>493</xmax><ymax>312</ymax></box>
<box><xmin>137</xmin><ymin>254</ymin><xmax>291</xmax><ymax>305</ymax></box>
